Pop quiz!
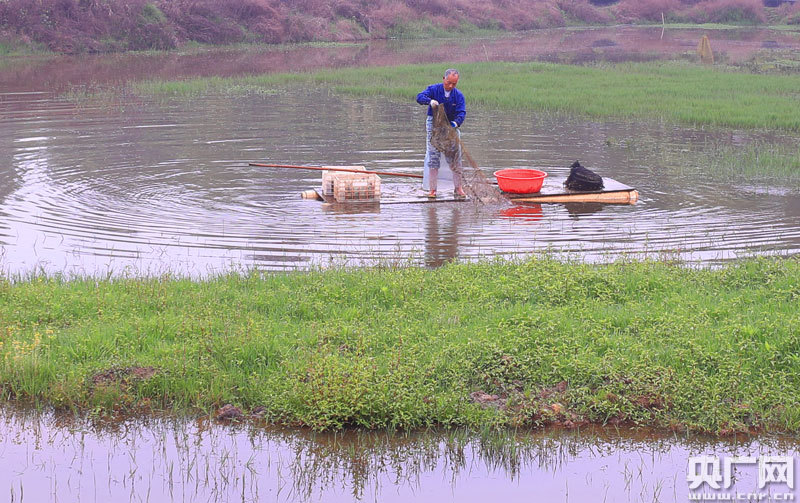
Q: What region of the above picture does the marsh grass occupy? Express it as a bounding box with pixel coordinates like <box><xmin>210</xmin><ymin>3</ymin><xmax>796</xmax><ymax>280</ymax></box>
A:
<box><xmin>739</xmin><ymin>49</ymin><xmax>800</xmax><ymax>74</ymax></box>
<box><xmin>117</xmin><ymin>60</ymin><xmax>800</xmax><ymax>180</ymax></box>
<box><xmin>675</xmin><ymin>140</ymin><xmax>800</xmax><ymax>181</ymax></box>
<box><xmin>1</xmin><ymin>257</ymin><xmax>799</xmax><ymax>434</ymax></box>
<box><xmin>606</xmin><ymin>133</ymin><xmax>800</xmax><ymax>182</ymax></box>
<box><xmin>0</xmin><ymin>42</ymin><xmax>53</xmax><ymax>64</ymax></box>
<box><xmin>126</xmin><ymin>60</ymin><xmax>800</xmax><ymax>131</ymax></box>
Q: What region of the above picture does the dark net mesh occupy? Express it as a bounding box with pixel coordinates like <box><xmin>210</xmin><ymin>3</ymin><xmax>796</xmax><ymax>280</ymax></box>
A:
<box><xmin>564</xmin><ymin>160</ymin><xmax>604</xmax><ymax>191</ymax></box>
<box><xmin>430</xmin><ymin>104</ymin><xmax>460</xmax><ymax>162</ymax></box>
<box><xmin>430</xmin><ymin>104</ymin><xmax>507</xmax><ymax>205</ymax></box>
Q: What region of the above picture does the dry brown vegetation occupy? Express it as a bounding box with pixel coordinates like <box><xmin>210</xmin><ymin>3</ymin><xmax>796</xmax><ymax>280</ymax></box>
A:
<box><xmin>1</xmin><ymin>0</ymin><xmax>799</xmax><ymax>54</ymax></box>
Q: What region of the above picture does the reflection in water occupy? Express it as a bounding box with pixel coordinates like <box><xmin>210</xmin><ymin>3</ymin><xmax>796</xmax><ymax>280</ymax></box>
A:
<box><xmin>500</xmin><ymin>203</ymin><xmax>544</xmax><ymax>221</ymax></box>
<box><xmin>424</xmin><ymin>204</ymin><xmax>462</xmax><ymax>267</ymax></box>
<box><xmin>563</xmin><ymin>202</ymin><xmax>606</xmax><ymax>218</ymax></box>
<box><xmin>1</xmin><ymin>407</ymin><xmax>799</xmax><ymax>502</ymax></box>
<box><xmin>322</xmin><ymin>201</ymin><xmax>381</xmax><ymax>215</ymax></box>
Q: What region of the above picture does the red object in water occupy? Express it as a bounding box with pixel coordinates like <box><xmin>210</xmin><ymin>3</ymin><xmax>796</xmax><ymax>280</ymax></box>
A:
<box><xmin>500</xmin><ymin>204</ymin><xmax>543</xmax><ymax>221</ymax></box>
<box><xmin>493</xmin><ymin>169</ymin><xmax>548</xmax><ymax>194</ymax></box>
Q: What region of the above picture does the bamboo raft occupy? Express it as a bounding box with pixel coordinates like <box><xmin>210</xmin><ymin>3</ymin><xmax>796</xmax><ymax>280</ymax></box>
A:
<box><xmin>264</xmin><ymin>164</ymin><xmax>638</xmax><ymax>205</ymax></box>
<box><xmin>302</xmin><ymin>176</ymin><xmax>638</xmax><ymax>205</ymax></box>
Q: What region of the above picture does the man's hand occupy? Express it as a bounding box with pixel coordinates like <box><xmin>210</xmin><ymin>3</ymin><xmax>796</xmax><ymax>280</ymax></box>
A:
<box><xmin>451</xmin><ymin>121</ymin><xmax>458</xmax><ymax>128</ymax></box>
<box><xmin>429</xmin><ymin>99</ymin><xmax>439</xmax><ymax>107</ymax></box>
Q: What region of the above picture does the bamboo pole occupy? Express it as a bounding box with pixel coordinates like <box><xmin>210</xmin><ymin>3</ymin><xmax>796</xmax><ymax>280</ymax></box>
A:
<box><xmin>510</xmin><ymin>190</ymin><xmax>639</xmax><ymax>205</ymax></box>
<box><xmin>249</xmin><ymin>163</ymin><xmax>423</xmax><ymax>179</ymax></box>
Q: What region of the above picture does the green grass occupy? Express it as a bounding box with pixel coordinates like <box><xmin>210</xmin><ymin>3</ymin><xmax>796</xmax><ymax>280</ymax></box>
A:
<box><xmin>739</xmin><ymin>49</ymin><xmax>800</xmax><ymax>74</ymax></box>
<box><xmin>0</xmin><ymin>40</ymin><xmax>53</xmax><ymax>59</ymax></box>
<box><xmin>668</xmin><ymin>140</ymin><xmax>800</xmax><ymax>181</ymax></box>
<box><xmin>603</xmin><ymin>134</ymin><xmax>800</xmax><ymax>183</ymax></box>
<box><xmin>2</xmin><ymin>256</ymin><xmax>799</xmax><ymax>434</ymax></box>
<box><xmin>129</xmin><ymin>60</ymin><xmax>800</xmax><ymax>131</ymax></box>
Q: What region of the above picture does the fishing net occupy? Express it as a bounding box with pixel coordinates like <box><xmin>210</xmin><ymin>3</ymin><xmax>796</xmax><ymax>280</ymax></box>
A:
<box><xmin>430</xmin><ymin>104</ymin><xmax>460</xmax><ymax>163</ymax></box>
<box><xmin>430</xmin><ymin>104</ymin><xmax>506</xmax><ymax>205</ymax></box>
<box><xmin>564</xmin><ymin>160</ymin><xmax>604</xmax><ymax>191</ymax></box>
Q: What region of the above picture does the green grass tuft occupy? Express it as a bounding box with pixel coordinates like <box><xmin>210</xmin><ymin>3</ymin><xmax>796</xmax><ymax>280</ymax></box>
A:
<box><xmin>1</xmin><ymin>256</ymin><xmax>799</xmax><ymax>434</ymax></box>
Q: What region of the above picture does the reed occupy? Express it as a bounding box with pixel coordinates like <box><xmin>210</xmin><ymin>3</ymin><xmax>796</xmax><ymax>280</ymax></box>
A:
<box><xmin>1</xmin><ymin>256</ymin><xmax>799</xmax><ymax>434</ymax></box>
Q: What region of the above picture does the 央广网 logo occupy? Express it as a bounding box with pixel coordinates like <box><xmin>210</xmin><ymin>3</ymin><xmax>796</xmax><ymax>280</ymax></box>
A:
<box><xmin>687</xmin><ymin>455</ymin><xmax>796</xmax><ymax>502</ymax></box>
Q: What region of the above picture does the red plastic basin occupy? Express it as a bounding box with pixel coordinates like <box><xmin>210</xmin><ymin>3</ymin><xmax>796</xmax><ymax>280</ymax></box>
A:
<box><xmin>493</xmin><ymin>169</ymin><xmax>548</xmax><ymax>194</ymax></box>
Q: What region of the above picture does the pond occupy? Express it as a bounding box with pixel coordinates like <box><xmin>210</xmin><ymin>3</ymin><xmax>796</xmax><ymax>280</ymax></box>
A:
<box><xmin>2</xmin><ymin>27</ymin><xmax>800</xmax><ymax>275</ymax></box>
<box><xmin>2</xmin><ymin>407</ymin><xmax>799</xmax><ymax>502</ymax></box>
<box><xmin>2</xmin><ymin>26</ymin><xmax>800</xmax><ymax>502</ymax></box>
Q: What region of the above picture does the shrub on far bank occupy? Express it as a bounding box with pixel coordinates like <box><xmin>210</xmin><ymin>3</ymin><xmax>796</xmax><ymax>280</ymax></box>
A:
<box><xmin>772</xmin><ymin>1</ymin><xmax>800</xmax><ymax>24</ymax></box>
<box><xmin>615</xmin><ymin>0</ymin><xmax>682</xmax><ymax>22</ymax></box>
<box><xmin>684</xmin><ymin>0</ymin><xmax>766</xmax><ymax>24</ymax></box>
<box><xmin>0</xmin><ymin>0</ymin><xmax>793</xmax><ymax>54</ymax></box>
<box><xmin>528</xmin><ymin>1</ymin><xmax>568</xmax><ymax>29</ymax></box>
<box><xmin>0</xmin><ymin>0</ymin><xmax>181</xmax><ymax>52</ymax></box>
<box><xmin>557</xmin><ymin>0</ymin><xmax>616</xmax><ymax>24</ymax></box>
<box><xmin>612</xmin><ymin>0</ymin><xmax>774</xmax><ymax>24</ymax></box>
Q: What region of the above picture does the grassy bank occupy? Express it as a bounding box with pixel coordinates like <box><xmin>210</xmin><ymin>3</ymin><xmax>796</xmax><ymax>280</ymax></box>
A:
<box><xmin>2</xmin><ymin>256</ymin><xmax>799</xmax><ymax>434</ymax></box>
<box><xmin>0</xmin><ymin>40</ymin><xmax>53</xmax><ymax>61</ymax></box>
<box><xmin>133</xmin><ymin>60</ymin><xmax>800</xmax><ymax>132</ymax></box>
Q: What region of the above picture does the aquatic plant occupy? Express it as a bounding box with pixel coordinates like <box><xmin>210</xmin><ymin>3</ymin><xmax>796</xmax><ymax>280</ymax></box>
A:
<box><xmin>658</xmin><ymin>139</ymin><xmax>800</xmax><ymax>182</ymax></box>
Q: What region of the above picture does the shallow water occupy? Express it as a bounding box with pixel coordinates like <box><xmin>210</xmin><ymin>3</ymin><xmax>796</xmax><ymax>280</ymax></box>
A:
<box><xmin>2</xmin><ymin>89</ymin><xmax>799</xmax><ymax>274</ymax></box>
<box><xmin>1</xmin><ymin>408</ymin><xmax>798</xmax><ymax>503</ymax></box>
<box><xmin>1</xmin><ymin>27</ymin><xmax>800</xmax><ymax>275</ymax></box>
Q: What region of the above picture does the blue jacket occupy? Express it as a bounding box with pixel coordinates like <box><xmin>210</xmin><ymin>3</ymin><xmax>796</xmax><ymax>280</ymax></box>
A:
<box><xmin>416</xmin><ymin>83</ymin><xmax>466</xmax><ymax>127</ymax></box>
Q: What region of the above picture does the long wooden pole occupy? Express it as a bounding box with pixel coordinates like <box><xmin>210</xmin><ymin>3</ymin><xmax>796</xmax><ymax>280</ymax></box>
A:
<box><xmin>510</xmin><ymin>190</ymin><xmax>639</xmax><ymax>205</ymax></box>
<box><xmin>248</xmin><ymin>163</ymin><xmax>423</xmax><ymax>179</ymax></box>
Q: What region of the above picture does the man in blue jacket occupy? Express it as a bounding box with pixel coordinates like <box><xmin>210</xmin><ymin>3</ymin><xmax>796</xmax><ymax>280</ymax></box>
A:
<box><xmin>416</xmin><ymin>68</ymin><xmax>467</xmax><ymax>198</ymax></box>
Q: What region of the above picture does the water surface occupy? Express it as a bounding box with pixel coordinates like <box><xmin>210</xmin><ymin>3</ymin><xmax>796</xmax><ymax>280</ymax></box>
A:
<box><xmin>2</xmin><ymin>408</ymin><xmax>798</xmax><ymax>502</ymax></box>
<box><xmin>1</xmin><ymin>27</ymin><xmax>800</xmax><ymax>275</ymax></box>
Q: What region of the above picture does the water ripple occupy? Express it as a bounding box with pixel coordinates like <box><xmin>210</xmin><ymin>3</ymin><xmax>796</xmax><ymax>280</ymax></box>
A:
<box><xmin>0</xmin><ymin>89</ymin><xmax>798</xmax><ymax>275</ymax></box>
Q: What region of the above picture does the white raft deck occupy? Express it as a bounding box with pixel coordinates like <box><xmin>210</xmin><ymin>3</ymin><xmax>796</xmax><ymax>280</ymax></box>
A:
<box><xmin>305</xmin><ymin>176</ymin><xmax>638</xmax><ymax>205</ymax></box>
